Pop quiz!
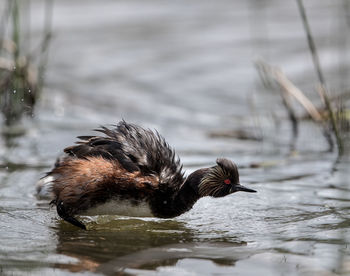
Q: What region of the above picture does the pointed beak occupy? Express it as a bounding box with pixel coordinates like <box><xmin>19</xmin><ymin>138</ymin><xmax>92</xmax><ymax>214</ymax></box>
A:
<box><xmin>230</xmin><ymin>183</ymin><xmax>256</xmax><ymax>193</ymax></box>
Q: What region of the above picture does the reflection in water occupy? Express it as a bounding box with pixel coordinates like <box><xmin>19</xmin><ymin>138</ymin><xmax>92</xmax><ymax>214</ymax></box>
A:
<box><xmin>99</xmin><ymin>242</ymin><xmax>249</xmax><ymax>275</ymax></box>
<box><xmin>54</xmin><ymin>216</ymin><xmax>250</xmax><ymax>274</ymax></box>
<box><xmin>54</xmin><ymin>217</ymin><xmax>193</xmax><ymax>272</ymax></box>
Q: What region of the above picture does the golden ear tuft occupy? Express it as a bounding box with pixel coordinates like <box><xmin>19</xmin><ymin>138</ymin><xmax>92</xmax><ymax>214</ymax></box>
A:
<box><xmin>216</xmin><ymin>158</ymin><xmax>238</xmax><ymax>172</ymax></box>
<box><xmin>215</xmin><ymin>157</ymin><xmax>239</xmax><ymax>182</ymax></box>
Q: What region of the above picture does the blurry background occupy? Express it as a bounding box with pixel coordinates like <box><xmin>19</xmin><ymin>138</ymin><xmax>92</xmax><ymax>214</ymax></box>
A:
<box><xmin>0</xmin><ymin>0</ymin><xmax>349</xmax><ymax>275</ymax></box>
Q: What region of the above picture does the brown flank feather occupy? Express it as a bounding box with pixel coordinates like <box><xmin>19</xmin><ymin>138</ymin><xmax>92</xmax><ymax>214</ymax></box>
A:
<box><xmin>51</xmin><ymin>156</ymin><xmax>159</xmax><ymax>216</ymax></box>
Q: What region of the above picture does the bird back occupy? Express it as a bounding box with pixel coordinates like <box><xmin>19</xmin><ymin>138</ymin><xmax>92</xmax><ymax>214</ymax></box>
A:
<box><xmin>64</xmin><ymin>121</ymin><xmax>185</xmax><ymax>190</ymax></box>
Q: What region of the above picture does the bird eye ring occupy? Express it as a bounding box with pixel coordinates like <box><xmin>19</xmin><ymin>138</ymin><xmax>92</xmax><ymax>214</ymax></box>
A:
<box><xmin>224</xmin><ymin>179</ymin><xmax>231</xmax><ymax>185</ymax></box>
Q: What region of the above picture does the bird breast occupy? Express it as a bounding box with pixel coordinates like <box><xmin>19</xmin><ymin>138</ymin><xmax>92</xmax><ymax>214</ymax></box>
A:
<box><xmin>81</xmin><ymin>199</ymin><xmax>154</xmax><ymax>217</ymax></box>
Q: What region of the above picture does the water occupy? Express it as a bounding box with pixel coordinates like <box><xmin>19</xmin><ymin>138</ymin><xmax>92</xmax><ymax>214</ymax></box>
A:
<box><xmin>1</xmin><ymin>0</ymin><xmax>350</xmax><ymax>275</ymax></box>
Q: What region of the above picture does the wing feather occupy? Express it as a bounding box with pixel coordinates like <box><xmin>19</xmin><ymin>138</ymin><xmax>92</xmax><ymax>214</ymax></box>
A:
<box><xmin>62</xmin><ymin>121</ymin><xmax>184</xmax><ymax>189</ymax></box>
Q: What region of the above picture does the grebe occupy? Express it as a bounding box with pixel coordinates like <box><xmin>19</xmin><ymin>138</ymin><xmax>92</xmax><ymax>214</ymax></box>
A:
<box><xmin>37</xmin><ymin>121</ymin><xmax>256</xmax><ymax>229</ymax></box>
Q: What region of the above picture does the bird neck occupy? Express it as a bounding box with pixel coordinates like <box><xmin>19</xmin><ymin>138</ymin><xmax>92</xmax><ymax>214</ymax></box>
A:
<box><xmin>177</xmin><ymin>168</ymin><xmax>209</xmax><ymax>200</ymax></box>
<box><xmin>153</xmin><ymin>169</ymin><xmax>208</xmax><ymax>218</ymax></box>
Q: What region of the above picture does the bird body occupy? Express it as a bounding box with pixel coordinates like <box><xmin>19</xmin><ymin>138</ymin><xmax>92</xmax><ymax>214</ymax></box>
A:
<box><xmin>37</xmin><ymin>121</ymin><xmax>256</xmax><ymax>229</ymax></box>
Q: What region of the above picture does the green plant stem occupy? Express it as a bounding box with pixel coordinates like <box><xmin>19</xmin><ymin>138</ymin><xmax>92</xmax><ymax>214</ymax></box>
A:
<box><xmin>0</xmin><ymin>1</ymin><xmax>12</xmax><ymax>56</ymax></box>
<box><xmin>37</xmin><ymin>0</ymin><xmax>53</xmax><ymax>94</ymax></box>
<box><xmin>12</xmin><ymin>0</ymin><xmax>20</xmax><ymax>62</ymax></box>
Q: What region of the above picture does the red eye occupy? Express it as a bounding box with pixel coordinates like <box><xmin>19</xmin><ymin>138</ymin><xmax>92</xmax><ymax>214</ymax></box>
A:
<box><xmin>224</xmin><ymin>179</ymin><xmax>231</xmax><ymax>185</ymax></box>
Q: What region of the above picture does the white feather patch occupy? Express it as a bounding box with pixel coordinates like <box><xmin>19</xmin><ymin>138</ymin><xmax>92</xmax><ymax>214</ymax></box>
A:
<box><xmin>83</xmin><ymin>199</ymin><xmax>154</xmax><ymax>217</ymax></box>
<box><xmin>36</xmin><ymin>175</ymin><xmax>55</xmax><ymax>199</ymax></box>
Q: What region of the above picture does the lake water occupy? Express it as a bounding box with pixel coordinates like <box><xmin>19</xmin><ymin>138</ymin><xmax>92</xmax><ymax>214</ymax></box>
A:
<box><xmin>0</xmin><ymin>0</ymin><xmax>350</xmax><ymax>275</ymax></box>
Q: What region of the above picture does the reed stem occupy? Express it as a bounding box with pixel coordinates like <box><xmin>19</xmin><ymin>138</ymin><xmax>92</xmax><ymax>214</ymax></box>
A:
<box><xmin>296</xmin><ymin>0</ymin><xmax>344</xmax><ymax>154</ymax></box>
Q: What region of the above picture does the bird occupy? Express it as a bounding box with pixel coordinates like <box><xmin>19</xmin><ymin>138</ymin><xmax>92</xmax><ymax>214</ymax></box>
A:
<box><xmin>37</xmin><ymin>121</ymin><xmax>256</xmax><ymax>230</ymax></box>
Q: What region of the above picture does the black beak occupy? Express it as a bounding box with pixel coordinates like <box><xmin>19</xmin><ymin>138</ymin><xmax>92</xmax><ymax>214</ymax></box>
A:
<box><xmin>230</xmin><ymin>184</ymin><xmax>256</xmax><ymax>193</ymax></box>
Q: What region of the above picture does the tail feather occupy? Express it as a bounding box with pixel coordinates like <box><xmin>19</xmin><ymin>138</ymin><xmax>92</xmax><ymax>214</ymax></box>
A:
<box><xmin>36</xmin><ymin>175</ymin><xmax>55</xmax><ymax>199</ymax></box>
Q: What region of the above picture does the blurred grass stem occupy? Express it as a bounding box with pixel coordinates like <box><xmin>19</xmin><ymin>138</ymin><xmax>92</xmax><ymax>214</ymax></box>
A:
<box><xmin>296</xmin><ymin>0</ymin><xmax>344</xmax><ymax>154</ymax></box>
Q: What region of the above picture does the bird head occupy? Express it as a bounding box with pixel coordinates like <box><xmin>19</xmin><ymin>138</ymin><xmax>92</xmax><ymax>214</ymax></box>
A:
<box><xmin>198</xmin><ymin>158</ymin><xmax>256</xmax><ymax>197</ymax></box>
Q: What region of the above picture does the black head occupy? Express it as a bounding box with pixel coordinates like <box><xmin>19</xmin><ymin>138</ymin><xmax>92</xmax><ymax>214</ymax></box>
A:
<box><xmin>198</xmin><ymin>158</ymin><xmax>256</xmax><ymax>197</ymax></box>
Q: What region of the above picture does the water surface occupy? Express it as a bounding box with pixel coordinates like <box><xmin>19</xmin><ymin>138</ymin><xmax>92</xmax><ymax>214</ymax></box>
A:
<box><xmin>0</xmin><ymin>0</ymin><xmax>350</xmax><ymax>275</ymax></box>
